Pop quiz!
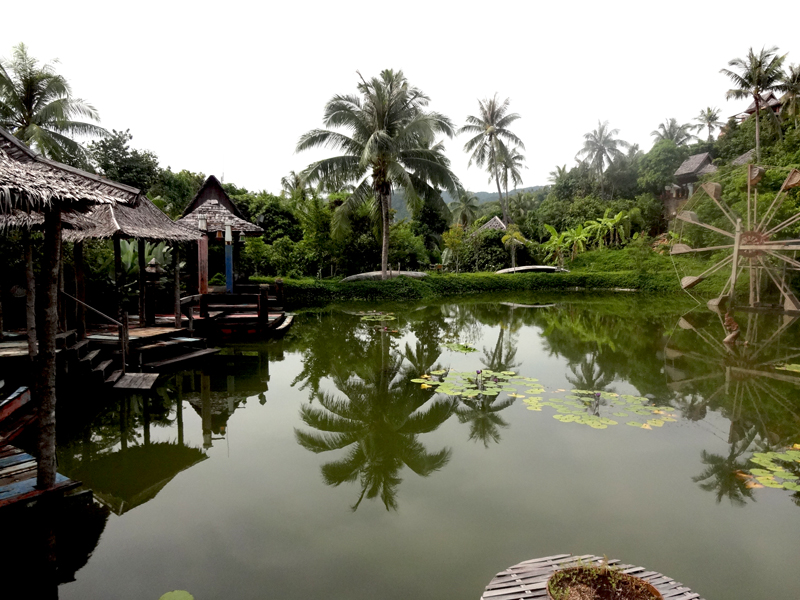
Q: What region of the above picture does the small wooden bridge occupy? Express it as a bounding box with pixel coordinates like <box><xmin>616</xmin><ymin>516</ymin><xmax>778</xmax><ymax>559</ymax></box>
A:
<box><xmin>481</xmin><ymin>554</ymin><xmax>704</xmax><ymax>600</ymax></box>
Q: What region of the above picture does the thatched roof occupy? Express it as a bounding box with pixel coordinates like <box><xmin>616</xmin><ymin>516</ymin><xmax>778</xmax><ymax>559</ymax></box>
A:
<box><xmin>744</xmin><ymin>92</ymin><xmax>781</xmax><ymax>114</ymax></box>
<box><xmin>476</xmin><ymin>216</ymin><xmax>507</xmax><ymax>233</ymax></box>
<box><xmin>675</xmin><ymin>153</ymin><xmax>715</xmax><ymax>182</ymax></box>
<box><xmin>177</xmin><ymin>198</ymin><xmax>263</xmax><ymax>236</ymax></box>
<box><xmin>0</xmin><ymin>127</ymin><xmax>140</xmax><ymax>212</ymax></box>
<box><xmin>62</xmin><ymin>195</ymin><xmax>202</xmax><ymax>242</ymax></box>
<box><xmin>177</xmin><ymin>175</ymin><xmax>262</xmax><ymax>236</ymax></box>
<box><xmin>731</xmin><ymin>149</ymin><xmax>755</xmax><ymax>166</ymax></box>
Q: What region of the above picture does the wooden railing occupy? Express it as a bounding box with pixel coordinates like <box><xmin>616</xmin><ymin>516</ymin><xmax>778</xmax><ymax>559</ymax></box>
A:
<box><xmin>59</xmin><ymin>291</ymin><xmax>128</xmax><ymax>373</ymax></box>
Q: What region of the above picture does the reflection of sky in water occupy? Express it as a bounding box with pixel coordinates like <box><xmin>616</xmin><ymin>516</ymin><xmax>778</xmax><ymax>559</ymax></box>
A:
<box><xmin>50</xmin><ymin>294</ymin><xmax>800</xmax><ymax>600</ymax></box>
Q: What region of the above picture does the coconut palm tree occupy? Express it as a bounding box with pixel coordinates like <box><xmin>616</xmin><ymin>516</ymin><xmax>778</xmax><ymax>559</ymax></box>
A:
<box><xmin>297</xmin><ymin>69</ymin><xmax>460</xmax><ymax>279</ymax></box>
<box><xmin>449</xmin><ymin>189</ymin><xmax>480</xmax><ymax>227</ymax></box>
<box><xmin>577</xmin><ymin>121</ymin><xmax>628</xmax><ymax>180</ymax></box>
<box><xmin>548</xmin><ymin>164</ymin><xmax>568</xmax><ymax>186</ymax></box>
<box><xmin>693</xmin><ymin>107</ymin><xmax>722</xmax><ymax>141</ymax></box>
<box><xmin>459</xmin><ymin>95</ymin><xmax>524</xmax><ymax>224</ymax></box>
<box><xmin>0</xmin><ymin>43</ymin><xmax>107</xmax><ymax>164</ymax></box>
<box><xmin>779</xmin><ymin>64</ymin><xmax>800</xmax><ymax>128</ymax></box>
<box><xmin>501</xmin><ymin>224</ymin><xmax>529</xmax><ymax>269</ymax></box>
<box><xmin>651</xmin><ymin>118</ymin><xmax>696</xmax><ymax>145</ymax></box>
<box><xmin>720</xmin><ymin>46</ymin><xmax>787</xmax><ymax>162</ymax></box>
<box><xmin>280</xmin><ymin>170</ymin><xmax>310</xmax><ymax>203</ymax></box>
<box><xmin>499</xmin><ymin>144</ymin><xmax>526</xmax><ymax>201</ymax></box>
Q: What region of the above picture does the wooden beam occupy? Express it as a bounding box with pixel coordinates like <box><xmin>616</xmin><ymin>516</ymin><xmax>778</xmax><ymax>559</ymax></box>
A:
<box><xmin>198</xmin><ymin>235</ymin><xmax>208</xmax><ymax>294</ymax></box>
<box><xmin>174</xmin><ymin>243</ymin><xmax>181</xmax><ymax>329</ymax></box>
<box><xmin>138</xmin><ymin>239</ymin><xmax>147</xmax><ymax>328</ymax></box>
<box><xmin>113</xmin><ymin>237</ymin><xmax>123</xmax><ymax>322</ymax></box>
<box><xmin>74</xmin><ymin>241</ymin><xmax>86</xmax><ymax>340</ymax></box>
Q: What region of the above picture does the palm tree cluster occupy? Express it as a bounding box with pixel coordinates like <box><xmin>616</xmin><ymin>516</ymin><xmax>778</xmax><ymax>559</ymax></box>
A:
<box><xmin>720</xmin><ymin>46</ymin><xmax>798</xmax><ymax>161</ymax></box>
<box><xmin>0</xmin><ymin>43</ymin><xmax>106</xmax><ymax>164</ymax></box>
<box><xmin>459</xmin><ymin>95</ymin><xmax>525</xmax><ymax>224</ymax></box>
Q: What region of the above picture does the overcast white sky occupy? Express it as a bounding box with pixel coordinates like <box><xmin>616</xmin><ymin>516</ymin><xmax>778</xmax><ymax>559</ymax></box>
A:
<box><xmin>3</xmin><ymin>0</ymin><xmax>798</xmax><ymax>194</ymax></box>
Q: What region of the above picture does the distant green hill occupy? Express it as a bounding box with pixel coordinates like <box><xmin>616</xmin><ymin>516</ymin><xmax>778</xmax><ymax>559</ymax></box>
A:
<box><xmin>392</xmin><ymin>186</ymin><xmax>544</xmax><ymax>221</ymax></box>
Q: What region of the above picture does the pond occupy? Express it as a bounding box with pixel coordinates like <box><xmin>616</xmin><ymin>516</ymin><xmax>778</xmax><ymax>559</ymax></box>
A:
<box><xmin>14</xmin><ymin>293</ymin><xmax>800</xmax><ymax>599</ymax></box>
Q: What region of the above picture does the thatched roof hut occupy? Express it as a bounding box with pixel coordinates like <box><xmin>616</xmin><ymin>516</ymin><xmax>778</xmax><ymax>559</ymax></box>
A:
<box><xmin>62</xmin><ymin>195</ymin><xmax>201</xmax><ymax>243</ymax></box>
<box><xmin>476</xmin><ymin>216</ymin><xmax>507</xmax><ymax>233</ymax></box>
<box><xmin>674</xmin><ymin>153</ymin><xmax>717</xmax><ymax>185</ymax></box>
<box><xmin>176</xmin><ymin>175</ymin><xmax>262</xmax><ymax>236</ymax></box>
<box><xmin>0</xmin><ymin>127</ymin><xmax>140</xmax><ymax>212</ymax></box>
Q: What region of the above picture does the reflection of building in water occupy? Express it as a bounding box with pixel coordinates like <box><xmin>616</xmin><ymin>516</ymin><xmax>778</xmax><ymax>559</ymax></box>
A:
<box><xmin>178</xmin><ymin>348</ymin><xmax>272</xmax><ymax>449</ymax></box>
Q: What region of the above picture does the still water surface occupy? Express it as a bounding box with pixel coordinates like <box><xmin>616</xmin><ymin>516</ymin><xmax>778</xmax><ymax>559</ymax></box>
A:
<box><xmin>36</xmin><ymin>294</ymin><xmax>800</xmax><ymax>598</ymax></box>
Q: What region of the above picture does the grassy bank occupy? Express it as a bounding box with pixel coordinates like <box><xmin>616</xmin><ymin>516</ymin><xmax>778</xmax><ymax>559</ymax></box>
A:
<box><xmin>250</xmin><ymin>270</ymin><xmax>696</xmax><ymax>307</ymax></box>
<box><xmin>249</xmin><ymin>248</ymin><xmax>739</xmax><ymax>307</ymax></box>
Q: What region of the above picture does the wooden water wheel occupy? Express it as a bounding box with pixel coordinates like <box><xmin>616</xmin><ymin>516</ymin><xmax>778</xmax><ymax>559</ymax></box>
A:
<box><xmin>672</xmin><ymin>165</ymin><xmax>800</xmax><ymax>313</ymax></box>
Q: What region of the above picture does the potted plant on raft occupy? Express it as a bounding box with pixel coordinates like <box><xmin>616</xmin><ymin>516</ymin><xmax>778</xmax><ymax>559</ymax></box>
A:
<box><xmin>547</xmin><ymin>564</ymin><xmax>663</xmax><ymax>600</ymax></box>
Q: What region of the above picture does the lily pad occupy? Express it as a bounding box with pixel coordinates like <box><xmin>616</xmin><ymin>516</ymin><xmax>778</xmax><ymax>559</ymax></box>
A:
<box><xmin>410</xmin><ymin>379</ymin><xmax>428</xmax><ymax>384</ymax></box>
<box><xmin>756</xmin><ymin>476</ymin><xmax>784</xmax><ymax>489</ymax></box>
<box><xmin>782</xmin><ymin>481</ymin><xmax>800</xmax><ymax>491</ymax></box>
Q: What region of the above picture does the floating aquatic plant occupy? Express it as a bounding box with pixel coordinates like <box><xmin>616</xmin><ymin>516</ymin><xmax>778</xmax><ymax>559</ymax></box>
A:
<box><xmin>738</xmin><ymin>447</ymin><xmax>800</xmax><ymax>492</ymax></box>
<box><xmin>440</xmin><ymin>341</ymin><xmax>478</xmax><ymax>353</ymax></box>
<box><xmin>360</xmin><ymin>312</ymin><xmax>396</xmax><ymax>322</ymax></box>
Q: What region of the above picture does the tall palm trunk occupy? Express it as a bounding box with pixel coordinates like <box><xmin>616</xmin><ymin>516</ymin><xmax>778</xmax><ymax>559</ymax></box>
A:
<box><xmin>36</xmin><ymin>208</ymin><xmax>62</xmax><ymax>490</ymax></box>
<box><xmin>24</xmin><ymin>229</ymin><xmax>38</xmax><ymax>357</ymax></box>
<box><xmin>377</xmin><ymin>184</ymin><xmax>391</xmax><ymax>280</ymax></box>
<box><xmin>754</xmin><ymin>93</ymin><xmax>762</xmax><ymax>162</ymax></box>
<box><xmin>491</xmin><ymin>140</ymin><xmax>508</xmax><ymax>224</ymax></box>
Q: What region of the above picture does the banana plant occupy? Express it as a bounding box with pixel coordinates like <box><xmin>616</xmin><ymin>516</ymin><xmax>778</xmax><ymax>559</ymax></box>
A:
<box><xmin>542</xmin><ymin>224</ymin><xmax>568</xmax><ymax>268</ymax></box>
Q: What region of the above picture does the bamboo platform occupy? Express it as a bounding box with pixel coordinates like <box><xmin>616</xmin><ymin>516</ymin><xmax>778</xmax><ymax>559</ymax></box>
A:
<box><xmin>481</xmin><ymin>554</ymin><xmax>704</xmax><ymax>600</ymax></box>
<box><xmin>0</xmin><ymin>442</ymin><xmax>80</xmax><ymax>509</ymax></box>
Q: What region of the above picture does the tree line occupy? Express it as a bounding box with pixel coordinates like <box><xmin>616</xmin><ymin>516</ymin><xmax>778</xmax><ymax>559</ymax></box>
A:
<box><xmin>2</xmin><ymin>43</ymin><xmax>800</xmax><ymax>283</ymax></box>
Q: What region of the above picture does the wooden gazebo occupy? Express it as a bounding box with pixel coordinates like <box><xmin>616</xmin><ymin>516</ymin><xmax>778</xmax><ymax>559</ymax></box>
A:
<box><xmin>0</xmin><ymin>126</ymin><xmax>140</xmax><ymax>490</ymax></box>
<box><xmin>62</xmin><ymin>195</ymin><xmax>202</xmax><ymax>330</ymax></box>
<box><xmin>176</xmin><ymin>175</ymin><xmax>262</xmax><ymax>293</ymax></box>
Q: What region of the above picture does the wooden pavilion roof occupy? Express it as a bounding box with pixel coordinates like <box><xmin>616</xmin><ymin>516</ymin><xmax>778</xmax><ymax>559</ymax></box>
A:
<box><xmin>62</xmin><ymin>195</ymin><xmax>202</xmax><ymax>243</ymax></box>
<box><xmin>0</xmin><ymin>127</ymin><xmax>140</xmax><ymax>212</ymax></box>
<box><xmin>176</xmin><ymin>175</ymin><xmax>263</xmax><ymax>236</ymax></box>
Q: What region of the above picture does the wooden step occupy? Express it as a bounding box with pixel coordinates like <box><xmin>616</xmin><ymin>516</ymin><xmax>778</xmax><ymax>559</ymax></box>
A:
<box><xmin>133</xmin><ymin>337</ymin><xmax>206</xmax><ymax>363</ymax></box>
<box><xmin>93</xmin><ymin>359</ymin><xmax>114</xmax><ymax>381</ymax></box>
<box><xmin>56</xmin><ymin>330</ymin><xmax>76</xmax><ymax>349</ymax></box>
<box><xmin>105</xmin><ymin>370</ymin><xmax>123</xmax><ymax>385</ymax></box>
<box><xmin>206</xmin><ymin>304</ymin><xmax>258</xmax><ymax>311</ymax></box>
<box><xmin>114</xmin><ymin>373</ymin><xmax>159</xmax><ymax>390</ymax></box>
<box><xmin>71</xmin><ymin>339</ymin><xmax>90</xmax><ymax>359</ymax></box>
<box><xmin>80</xmin><ymin>349</ymin><xmax>102</xmax><ymax>369</ymax></box>
<box><xmin>142</xmin><ymin>348</ymin><xmax>220</xmax><ymax>371</ymax></box>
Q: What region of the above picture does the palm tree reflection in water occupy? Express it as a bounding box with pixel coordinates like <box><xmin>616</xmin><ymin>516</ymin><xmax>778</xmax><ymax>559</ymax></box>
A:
<box><xmin>294</xmin><ymin>335</ymin><xmax>456</xmax><ymax>510</ymax></box>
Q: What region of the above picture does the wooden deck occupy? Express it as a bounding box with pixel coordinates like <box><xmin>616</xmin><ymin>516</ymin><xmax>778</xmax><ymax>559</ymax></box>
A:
<box><xmin>114</xmin><ymin>373</ymin><xmax>160</xmax><ymax>390</ymax></box>
<box><xmin>0</xmin><ymin>442</ymin><xmax>80</xmax><ymax>509</ymax></box>
<box><xmin>481</xmin><ymin>554</ymin><xmax>704</xmax><ymax>600</ymax></box>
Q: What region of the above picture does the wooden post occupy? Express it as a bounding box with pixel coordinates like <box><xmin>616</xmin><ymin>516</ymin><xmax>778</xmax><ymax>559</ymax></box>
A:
<box><xmin>198</xmin><ymin>235</ymin><xmax>208</xmax><ymax>294</ymax></box>
<box><xmin>113</xmin><ymin>237</ymin><xmax>123</xmax><ymax>322</ymax></box>
<box><xmin>176</xmin><ymin>373</ymin><xmax>184</xmax><ymax>446</ymax></box>
<box><xmin>142</xmin><ymin>394</ymin><xmax>151</xmax><ymax>447</ymax></box>
<box><xmin>58</xmin><ymin>247</ymin><xmax>66</xmax><ymax>332</ymax></box>
<box><xmin>174</xmin><ymin>243</ymin><xmax>181</xmax><ymax>329</ymax></box>
<box><xmin>728</xmin><ymin>219</ymin><xmax>742</xmax><ymax>307</ymax></box>
<box><xmin>74</xmin><ymin>241</ymin><xmax>86</xmax><ymax>340</ymax></box>
<box><xmin>0</xmin><ymin>252</ymin><xmax>4</xmax><ymax>342</ymax></box>
<box><xmin>201</xmin><ymin>373</ymin><xmax>211</xmax><ymax>449</ymax></box>
<box><xmin>36</xmin><ymin>208</ymin><xmax>62</xmax><ymax>490</ymax></box>
<box><xmin>138</xmin><ymin>239</ymin><xmax>146</xmax><ymax>327</ymax></box>
<box><xmin>225</xmin><ymin>224</ymin><xmax>233</xmax><ymax>294</ymax></box>
<box><xmin>120</xmin><ymin>395</ymin><xmax>128</xmax><ymax>453</ymax></box>
<box><xmin>275</xmin><ymin>278</ymin><xmax>285</xmax><ymax>308</ymax></box>
<box><xmin>23</xmin><ymin>229</ymin><xmax>38</xmax><ymax>356</ymax></box>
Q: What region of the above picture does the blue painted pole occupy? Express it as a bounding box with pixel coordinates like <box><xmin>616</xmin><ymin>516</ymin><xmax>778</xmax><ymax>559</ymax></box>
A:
<box><xmin>225</xmin><ymin>244</ymin><xmax>233</xmax><ymax>293</ymax></box>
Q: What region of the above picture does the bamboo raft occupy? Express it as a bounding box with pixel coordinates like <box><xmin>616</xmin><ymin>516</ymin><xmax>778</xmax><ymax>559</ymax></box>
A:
<box><xmin>481</xmin><ymin>554</ymin><xmax>704</xmax><ymax>600</ymax></box>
